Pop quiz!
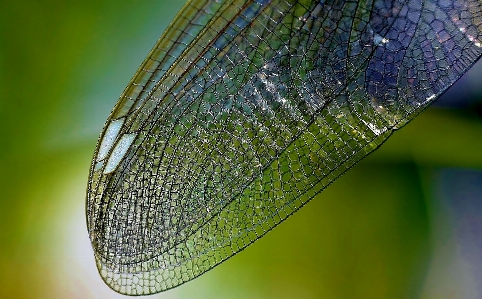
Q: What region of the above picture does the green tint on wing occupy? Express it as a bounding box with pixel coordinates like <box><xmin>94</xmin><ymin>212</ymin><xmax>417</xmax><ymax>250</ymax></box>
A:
<box><xmin>86</xmin><ymin>0</ymin><xmax>482</xmax><ymax>295</ymax></box>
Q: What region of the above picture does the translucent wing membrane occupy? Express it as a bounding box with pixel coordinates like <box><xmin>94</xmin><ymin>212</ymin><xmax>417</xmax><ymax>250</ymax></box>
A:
<box><xmin>86</xmin><ymin>0</ymin><xmax>482</xmax><ymax>295</ymax></box>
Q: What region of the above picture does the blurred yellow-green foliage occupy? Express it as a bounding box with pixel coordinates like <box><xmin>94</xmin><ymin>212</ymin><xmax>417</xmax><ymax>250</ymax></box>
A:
<box><xmin>0</xmin><ymin>1</ymin><xmax>481</xmax><ymax>299</ymax></box>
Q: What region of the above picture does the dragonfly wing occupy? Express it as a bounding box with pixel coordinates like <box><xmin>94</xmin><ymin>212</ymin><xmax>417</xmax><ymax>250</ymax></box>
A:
<box><xmin>86</xmin><ymin>0</ymin><xmax>482</xmax><ymax>295</ymax></box>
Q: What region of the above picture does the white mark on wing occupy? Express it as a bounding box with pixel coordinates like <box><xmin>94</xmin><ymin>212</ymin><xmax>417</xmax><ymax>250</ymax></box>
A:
<box><xmin>104</xmin><ymin>133</ymin><xmax>136</xmax><ymax>174</ymax></box>
<box><xmin>97</xmin><ymin>118</ymin><xmax>125</xmax><ymax>162</ymax></box>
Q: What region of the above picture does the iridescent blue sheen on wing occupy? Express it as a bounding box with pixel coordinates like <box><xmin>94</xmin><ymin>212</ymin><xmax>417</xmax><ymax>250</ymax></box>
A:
<box><xmin>86</xmin><ymin>0</ymin><xmax>482</xmax><ymax>295</ymax></box>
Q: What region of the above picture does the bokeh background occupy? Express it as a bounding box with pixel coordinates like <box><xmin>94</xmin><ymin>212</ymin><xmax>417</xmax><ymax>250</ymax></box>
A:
<box><xmin>1</xmin><ymin>1</ymin><xmax>482</xmax><ymax>298</ymax></box>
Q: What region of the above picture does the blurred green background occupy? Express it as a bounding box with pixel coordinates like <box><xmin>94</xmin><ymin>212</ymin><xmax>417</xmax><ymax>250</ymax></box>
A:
<box><xmin>1</xmin><ymin>1</ymin><xmax>482</xmax><ymax>299</ymax></box>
